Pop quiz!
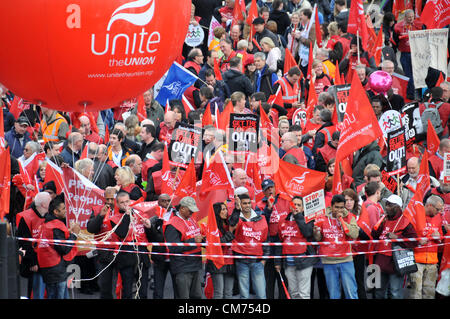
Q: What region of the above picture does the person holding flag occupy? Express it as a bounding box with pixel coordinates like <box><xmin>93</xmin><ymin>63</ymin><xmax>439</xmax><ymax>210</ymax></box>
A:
<box><xmin>371</xmin><ymin>194</ymin><xmax>418</xmax><ymax>299</ymax></box>
<box><xmin>274</xmin><ymin>195</ymin><xmax>318</xmax><ymax>299</ymax></box>
<box><xmin>204</xmin><ymin>202</ymin><xmax>236</xmax><ymax>299</ymax></box>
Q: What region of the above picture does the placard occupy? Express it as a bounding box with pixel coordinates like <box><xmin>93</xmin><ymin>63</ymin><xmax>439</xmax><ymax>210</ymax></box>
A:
<box><xmin>386</xmin><ymin>127</ymin><xmax>407</xmax><ymax>176</ymax></box>
<box><xmin>184</xmin><ymin>24</ymin><xmax>205</xmax><ymax>47</ymax></box>
<box><xmin>303</xmin><ymin>189</ymin><xmax>326</xmax><ymax>223</ymax></box>
<box><xmin>228</xmin><ymin>113</ymin><xmax>259</xmax><ymax>154</ymax></box>
<box><xmin>331</xmin><ymin>84</ymin><xmax>351</xmax><ymax>122</ymax></box>
<box><xmin>401</xmin><ymin>102</ymin><xmax>421</xmax><ymax>148</ymax></box>
<box><xmin>169</xmin><ymin>122</ymin><xmax>202</xmax><ymax>167</ymax></box>
<box><xmin>444</xmin><ymin>153</ymin><xmax>450</xmax><ymax>183</ymax></box>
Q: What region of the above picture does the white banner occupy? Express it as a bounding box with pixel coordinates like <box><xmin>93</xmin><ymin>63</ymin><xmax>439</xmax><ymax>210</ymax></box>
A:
<box><xmin>409</xmin><ymin>28</ymin><xmax>448</xmax><ymax>89</ymax></box>
<box><xmin>444</xmin><ymin>152</ymin><xmax>450</xmax><ymax>184</ymax></box>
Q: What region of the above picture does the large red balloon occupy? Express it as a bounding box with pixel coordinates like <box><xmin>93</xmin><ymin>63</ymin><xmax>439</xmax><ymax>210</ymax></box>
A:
<box><xmin>0</xmin><ymin>0</ymin><xmax>190</xmax><ymax>112</ymax></box>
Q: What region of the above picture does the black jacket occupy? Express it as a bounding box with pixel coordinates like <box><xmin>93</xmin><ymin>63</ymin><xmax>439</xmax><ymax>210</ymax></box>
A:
<box><xmin>223</xmin><ymin>69</ymin><xmax>254</xmax><ymax>97</ymax></box>
<box><xmin>93</xmin><ymin>159</ymin><xmax>115</xmax><ymax>190</ymax></box>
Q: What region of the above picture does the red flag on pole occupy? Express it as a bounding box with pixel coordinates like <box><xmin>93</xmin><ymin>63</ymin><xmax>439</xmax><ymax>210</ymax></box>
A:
<box><xmin>357</xmin><ymin>204</ymin><xmax>373</xmax><ymax>239</ymax></box>
<box><xmin>9</xmin><ymin>96</ymin><xmax>27</xmax><ymax>120</ymax></box>
<box><xmin>136</xmin><ymin>94</ymin><xmax>146</xmax><ymax>121</ymax></box>
<box><xmin>273</xmin><ymin>159</ymin><xmax>327</xmax><ymax>200</ymax></box>
<box><xmin>200</xmin><ymin>151</ymin><xmax>234</xmax><ymax>197</ymax></box>
<box><xmin>214</xmin><ymin>58</ymin><xmax>223</xmax><ymax>81</ymax></box>
<box><xmin>335</xmin><ymin>74</ymin><xmax>384</xmax><ymax>162</ymax></box>
<box><xmin>419</xmin><ymin>0</ymin><xmax>450</xmax><ymax>29</ymax></box>
<box><xmin>347</xmin><ymin>0</ymin><xmax>369</xmax><ymax>50</ymax></box>
<box><xmin>217</xmin><ymin>100</ymin><xmax>233</xmax><ymax>131</ymax></box>
<box><xmin>174</xmin><ymin>160</ymin><xmax>197</xmax><ymax>198</ymax></box>
<box><xmin>404</xmin><ymin>189</ymin><xmax>427</xmax><ymax>236</ymax></box>
<box><xmin>202</xmin><ymin>103</ymin><xmax>213</xmax><ymax>127</ymax></box>
<box><xmin>332</xmin><ymin>161</ymin><xmax>343</xmax><ymax>195</ymax></box>
<box><xmin>427</xmin><ymin>119</ymin><xmax>440</xmax><ymax>156</ymax></box>
<box><xmin>334</xmin><ymin>61</ymin><xmax>342</xmax><ymax>85</ymax></box>
<box><xmin>283</xmin><ymin>47</ymin><xmax>298</xmax><ymax>76</ymax></box>
<box><xmin>371</xmin><ymin>25</ymin><xmax>384</xmax><ymax>67</ymax></box>
<box><xmin>314</xmin><ymin>6</ymin><xmax>322</xmax><ymax>48</ymax></box>
<box><xmin>206</xmin><ymin>204</ymin><xmax>225</xmax><ymax>270</ymax></box>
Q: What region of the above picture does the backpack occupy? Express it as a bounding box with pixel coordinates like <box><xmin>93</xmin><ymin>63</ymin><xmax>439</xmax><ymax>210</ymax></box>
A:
<box><xmin>421</xmin><ymin>101</ymin><xmax>443</xmax><ymax>135</ymax></box>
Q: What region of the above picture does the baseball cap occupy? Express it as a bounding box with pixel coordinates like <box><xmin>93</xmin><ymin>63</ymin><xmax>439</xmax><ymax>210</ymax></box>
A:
<box><xmin>234</xmin><ymin>187</ymin><xmax>249</xmax><ymax>196</ymax></box>
<box><xmin>16</xmin><ymin>116</ymin><xmax>29</xmax><ymax>126</ymax></box>
<box><xmin>252</xmin><ymin>17</ymin><xmax>265</xmax><ymax>25</ymax></box>
<box><xmin>179</xmin><ymin>196</ymin><xmax>199</xmax><ymax>212</ymax></box>
<box><xmin>385</xmin><ymin>194</ymin><xmax>403</xmax><ymax>208</ymax></box>
<box><xmin>261</xmin><ymin>179</ymin><xmax>275</xmax><ymax>191</ymax></box>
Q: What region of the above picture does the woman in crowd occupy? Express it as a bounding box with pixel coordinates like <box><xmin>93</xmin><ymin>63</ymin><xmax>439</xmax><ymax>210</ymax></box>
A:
<box><xmin>114</xmin><ymin>166</ymin><xmax>145</xmax><ymax>200</ymax></box>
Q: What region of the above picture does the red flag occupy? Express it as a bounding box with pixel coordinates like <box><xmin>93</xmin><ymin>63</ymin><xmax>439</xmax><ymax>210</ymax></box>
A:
<box><xmin>231</xmin><ymin>0</ymin><xmax>244</xmax><ymax>28</ymax></box>
<box><xmin>335</xmin><ymin>74</ymin><xmax>384</xmax><ymax>162</ymax></box>
<box><xmin>214</xmin><ymin>58</ymin><xmax>223</xmax><ymax>81</ymax></box>
<box><xmin>334</xmin><ymin>61</ymin><xmax>342</xmax><ymax>85</ymax></box>
<box><xmin>416</xmin><ymin>150</ymin><xmax>431</xmax><ymax>196</ymax></box>
<box><xmin>174</xmin><ymin>160</ymin><xmax>197</xmax><ymax>198</ymax></box>
<box><xmin>404</xmin><ymin>189</ymin><xmax>426</xmax><ymax>236</ymax></box>
<box><xmin>81</xmin><ymin>142</ymin><xmax>89</xmax><ymax>159</ymax></box>
<box><xmin>181</xmin><ymin>94</ymin><xmax>195</xmax><ymax>116</ymax></box>
<box><xmin>206</xmin><ymin>204</ymin><xmax>225</xmax><ymax>269</ymax></box>
<box><xmin>420</xmin><ymin>0</ymin><xmax>450</xmax><ymax>29</ymax></box>
<box><xmin>44</xmin><ymin>160</ymin><xmax>65</xmax><ymax>194</ymax></box>
<box><xmin>259</xmin><ymin>101</ymin><xmax>277</xmax><ymax>143</ymax></box>
<box><xmin>104</xmin><ymin>125</ymin><xmax>110</xmax><ymax>144</ymax></box>
<box><xmin>283</xmin><ymin>48</ymin><xmax>298</xmax><ymax>76</ymax></box>
<box><xmin>371</xmin><ymin>25</ymin><xmax>384</xmax><ymax>67</ymax></box>
<box><xmin>0</xmin><ymin>148</ymin><xmax>11</xmax><ymax>221</ymax></box>
<box><xmin>273</xmin><ymin>158</ymin><xmax>327</xmax><ymax>200</ymax></box>
<box><xmin>136</xmin><ymin>94</ymin><xmax>146</xmax><ymax>121</ymax></box>
<box><xmin>366</xmin><ymin>14</ymin><xmax>377</xmax><ymax>54</ymax></box>
<box><xmin>160</xmin><ymin>146</ymin><xmax>177</xmax><ymax>196</ymax></box>
<box><xmin>436</xmin><ymin>72</ymin><xmax>445</xmax><ymax>88</ymax></box>
<box><xmin>305</xmin><ymin>82</ymin><xmax>318</xmax><ymax>121</ymax></box>
<box><xmin>427</xmin><ymin>119</ymin><xmax>440</xmax><ymax>156</ymax></box>
<box><xmin>268</xmin><ymin>86</ymin><xmax>284</xmax><ymax>107</ymax></box>
<box><xmin>202</xmin><ymin>103</ymin><xmax>213</xmax><ymax>127</ymax></box>
<box><xmin>332</xmin><ymin>161</ymin><xmax>343</xmax><ymax>195</ymax></box>
<box><xmin>246</xmin><ymin>157</ymin><xmax>264</xmax><ymax>202</ymax></box>
<box><xmin>246</xmin><ymin>0</ymin><xmax>258</xmax><ymax>24</ymax></box>
<box><xmin>200</xmin><ymin>151</ymin><xmax>234</xmax><ymax>197</ymax></box>
<box><xmin>8</xmin><ymin>96</ymin><xmax>27</xmax><ymax>120</ymax></box>
<box><xmin>217</xmin><ymin>100</ymin><xmax>233</xmax><ymax>131</ymax></box>
<box><xmin>347</xmin><ymin>0</ymin><xmax>369</xmax><ymax>50</ymax></box>
<box><xmin>314</xmin><ymin>6</ymin><xmax>322</xmax><ymax>48</ymax></box>
<box><xmin>357</xmin><ymin>204</ymin><xmax>373</xmax><ymax>239</ymax></box>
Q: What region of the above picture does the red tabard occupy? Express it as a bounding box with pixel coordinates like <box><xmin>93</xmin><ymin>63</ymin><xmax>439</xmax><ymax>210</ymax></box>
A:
<box><xmin>319</xmin><ymin>215</ymin><xmax>353</xmax><ymax>258</ymax></box>
<box><xmin>109</xmin><ymin>210</ymin><xmax>148</xmax><ymax>244</ymax></box>
<box><xmin>278</xmin><ymin>218</ymin><xmax>308</xmax><ymax>255</ymax></box>
<box><xmin>266</xmin><ymin>198</ymin><xmax>290</xmax><ymax>237</ymax></box>
<box><xmin>232</xmin><ymin>218</ymin><xmax>268</xmax><ymax>256</ymax></box>
<box><xmin>16</xmin><ymin>208</ymin><xmax>44</xmax><ymax>240</ymax></box>
<box><xmin>166</xmin><ymin>214</ymin><xmax>202</xmax><ymax>255</ymax></box>
<box><xmin>158</xmin><ymin>123</ymin><xmax>173</xmax><ymax>145</ymax></box>
<box><xmin>91</xmin><ymin>205</ymin><xmax>120</xmax><ymax>251</ymax></box>
<box><xmin>36</xmin><ymin>219</ymin><xmax>78</xmax><ymax>268</ymax></box>
<box><xmin>373</xmin><ymin>216</ymin><xmax>411</xmax><ymax>256</ymax></box>
<box><xmin>142</xmin><ymin>158</ymin><xmax>159</xmax><ymax>182</ymax></box>
<box><xmin>282</xmin><ymin>147</ymin><xmax>307</xmax><ymax>167</ymax></box>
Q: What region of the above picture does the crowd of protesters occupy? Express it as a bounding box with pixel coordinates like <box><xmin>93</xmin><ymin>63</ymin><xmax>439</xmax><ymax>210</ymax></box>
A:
<box><xmin>1</xmin><ymin>0</ymin><xmax>450</xmax><ymax>300</ymax></box>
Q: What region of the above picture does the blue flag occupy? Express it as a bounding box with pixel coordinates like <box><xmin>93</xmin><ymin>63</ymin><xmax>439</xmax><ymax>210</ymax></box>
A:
<box><xmin>155</xmin><ymin>62</ymin><xmax>198</xmax><ymax>105</ymax></box>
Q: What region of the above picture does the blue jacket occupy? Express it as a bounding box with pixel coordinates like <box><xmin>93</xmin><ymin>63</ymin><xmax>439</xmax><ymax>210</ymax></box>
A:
<box><xmin>5</xmin><ymin>127</ymin><xmax>31</xmax><ymax>159</ymax></box>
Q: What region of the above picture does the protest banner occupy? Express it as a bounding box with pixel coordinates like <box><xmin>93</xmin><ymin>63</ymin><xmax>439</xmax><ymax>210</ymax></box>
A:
<box><xmin>409</xmin><ymin>28</ymin><xmax>448</xmax><ymax>89</ymax></box>
<box><xmin>444</xmin><ymin>153</ymin><xmax>450</xmax><ymax>183</ymax></box>
<box><xmin>381</xmin><ymin>169</ymin><xmax>399</xmax><ymax>196</ymax></box>
<box><xmin>303</xmin><ymin>189</ymin><xmax>326</xmax><ymax>222</ymax></box>
<box><xmin>228</xmin><ymin>113</ymin><xmax>259</xmax><ymax>155</ymax></box>
<box><xmin>292</xmin><ymin>108</ymin><xmax>307</xmax><ymax>128</ymax></box>
<box><xmin>63</xmin><ymin>167</ymin><xmax>104</xmax><ymax>255</ymax></box>
<box><xmin>330</xmin><ymin>84</ymin><xmax>351</xmax><ymax>122</ymax></box>
<box><xmin>169</xmin><ymin>122</ymin><xmax>202</xmax><ymax>168</ymax></box>
<box><xmin>386</xmin><ymin>127</ymin><xmax>407</xmax><ymax>176</ymax></box>
<box><xmin>401</xmin><ymin>102</ymin><xmax>421</xmax><ymax>148</ymax></box>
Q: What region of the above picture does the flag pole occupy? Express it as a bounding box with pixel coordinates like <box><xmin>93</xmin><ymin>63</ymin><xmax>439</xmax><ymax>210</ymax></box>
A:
<box><xmin>357</xmin><ymin>30</ymin><xmax>361</xmax><ymax>65</ymax></box>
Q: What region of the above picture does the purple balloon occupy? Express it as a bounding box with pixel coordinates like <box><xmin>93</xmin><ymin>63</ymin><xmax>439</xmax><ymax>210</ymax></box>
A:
<box><xmin>368</xmin><ymin>71</ymin><xmax>393</xmax><ymax>94</ymax></box>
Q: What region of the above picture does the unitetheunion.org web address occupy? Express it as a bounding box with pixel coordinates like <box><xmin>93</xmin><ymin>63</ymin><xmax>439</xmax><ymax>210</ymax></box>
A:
<box><xmin>87</xmin><ymin>70</ymin><xmax>154</xmax><ymax>79</ymax></box>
